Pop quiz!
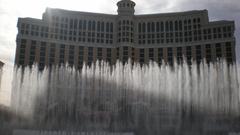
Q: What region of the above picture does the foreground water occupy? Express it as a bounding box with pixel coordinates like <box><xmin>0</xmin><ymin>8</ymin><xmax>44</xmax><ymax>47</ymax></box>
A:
<box><xmin>1</xmin><ymin>61</ymin><xmax>240</xmax><ymax>135</ymax></box>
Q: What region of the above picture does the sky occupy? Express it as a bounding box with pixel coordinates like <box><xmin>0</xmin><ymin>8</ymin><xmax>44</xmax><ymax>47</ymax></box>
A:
<box><xmin>0</xmin><ymin>0</ymin><xmax>239</xmax><ymax>65</ymax></box>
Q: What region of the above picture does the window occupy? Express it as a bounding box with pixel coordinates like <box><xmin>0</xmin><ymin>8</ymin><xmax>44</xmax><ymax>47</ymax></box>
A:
<box><xmin>83</xmin><ymin>20</ymin><xmax>87</xmax><ymax>30</ymax></box>
<box><xmin>138</xmin><ymin>23</ymin><xmax>142</xmax><ymax>33</ymax></box>
<box><xmin>131</xmin><ymin>48</ymin><xmax>135</xmax><ymax>61</ymax></box>
<box><xmin>48</xmin><ymin>43</ymin><xmax>56</xmax><ymax>66</ymax></box>
<box><xmin>59</xmin><ymin>44</ymin><xmax>65</xmax><ymax>65</ymax></box>
<box><xmin>179</xmin><ymin>21</ymin><xmax>182</xmax><ymax>31</ymax></box>
<box><xmin>88</xmin><ymin>47</ymin><xmax>93</xmax><ymax>66</ymax></box>
<box><xmin>207</xmin><ymin>29</ymin><xmax>212</xmax><ymax>40</ymax></box>
<box><xmin>123</xmin><ymin>47</ymin><xmax>128</xmax><ymax>63</ymax></box>
<box><xmin>196</xmin><ymin>45</ymin><xmax>202</xmax><ymax>64</ymax></box>
<box><xmin>106</xmin><ymin>22</ymin><xmax>110</xmax><ymax>32</ymax></box>
<box><xmin>217</xmin><ymin>27</ymin><xmax>222</xmax><ymax>38</ymax></box>
<box><xmin>79</xmin><ymin>20</ymin><xmax>82</xmax><ymax>30</ymax></box>
<box><xmin>186</xmin><ymin>46</ymin><xmax>192</xmax><ymax>65</ymax></box>
<box><xmin>161</xmin><ymin>22</ymin><xmax>164</xmax><ymax>32</ymax></box>
<box><xmin>88</xmin><ymin>21</ymin><xmax>92</xmax><ymax>31</ymax></box>
<box><xmin>139</xmin><ymin>49</ymin><xmax>145</xmax><ymax>65</ymax></box>
<box><xmin>107</xmin><ymin>48</ymin><xmax>112</xmax><ymax>64</ymax></box>
<box><xmin>175</xmin><ymin>21</ymin><xmax>179</xmax><ymax>31</ymax></box>
<box><xmin>117</xmin><ymin>48</ymin><xmax>120</xmax><ymax>59</ymax></box>
<box><xmin>167</xmin><ymin>48</ymin><xmax>173</xmax><ymax>65</ymax></box>
<box><xmin>169</xmin><ymin>21</ymin><xmax>173</xmax><ymax>31</ymax></box>
<box><xmin>18</xmin><ymin>39</ymin><xmax>27</xmax><ymax>65</ymax></box>
<box><xmin>165</xmin><ymin>22</ymin><xmax>169</xmax><ymax>32</ymax></box>
<box><xmin>97</xmin><ymin>21</ymin><xmax>101</xmax><ymax>32</ymax></box>
<box><xmin>92</xmin><ymin>21</ymin><xmax>96</xmax><ymax>31</ymax></box>
<box><xmin>205</xmin><ymin>44</ymin><xmax>211</xmax><ymax>63</ymax></box>
<box><xmin>147</xmin><ymin>22</ymin><xmax>151</xmax><ymax>33</ymax></box>
<box><xmin>142</xmin><ymin>23</ymin><xmax>146</xmax><ymax>33</ymax></box>
<box><xmin>77</xmin><ymin>46</ymin><xmax>84</xmax><ymax>68</ymax></box>
<box><xmin>215</xmin><ymin>43</ymin><xmax>222</xmax><ymax>58</ymax></box>
<box><xmin>97</xmin><ymin>48</ymin><xmax>102</xmax><ymax>60</ymax></box>
<box><xmin>110</xmin><ymin>23</ymin><xmax>113</xmax><ymax>32</ymax></box>
<box><xmin>158</xmin><ymin>48</ymin><xmax>163</xmax><ymax>65</ymax></box>
<box><xmin>101</xmin><ymin>22</ymin><xmax>105</xmax><ymax>32</ymax></box>
<box><xmin>177</xmin><ymin>47</ymin><xmax>182</xmax><ymax>64</ymax></box>
<box><xmin>225</xmin><ymin>42</ymin><xmax>232</xmax><ymax>63</ymax></box>
<box><xmin>39</xmin><ymin>42</ymin><xmax>47</xmax><ymax>70</ymax></box>
<box><xmin>70</xmin><ymin>19</ymin><xmax>74</xmax><ymax>29</ymax></box>
<box><xmin>68</xmin><ymin>45</ymin><xmax>75</xmax><ymax>66</ymax></box>
<box><xmin>149</xmin><ymin>48</ymin><xmax>154</xmax><ymax>61</ymax></box>
<box><xmin>151</xmin><ymin>22</ymin><xmax>155</xmax><ymax>32</ymax></box>
<box><xmin>74</xmin><ymin>19</ymin><xmax>78</xmax><ymax>29</ymax></box>
<box><xmin>156</xmin><ymin>22</ymin><xmax>160</xmax><ymax>32</ymax></box>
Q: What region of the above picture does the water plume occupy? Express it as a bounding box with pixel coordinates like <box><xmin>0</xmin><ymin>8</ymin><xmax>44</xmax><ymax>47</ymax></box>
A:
<box><xmin>1</xmin><ymin>60</ymin><xmax>240</xmax><ymax>135</ymax></box>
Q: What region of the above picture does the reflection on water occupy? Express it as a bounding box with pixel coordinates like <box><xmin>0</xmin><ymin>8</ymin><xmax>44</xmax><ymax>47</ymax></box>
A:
<box><xmin>1</xmin><ymin>60</ymin><xmax>240</xmax><ymax>135</ymax></box>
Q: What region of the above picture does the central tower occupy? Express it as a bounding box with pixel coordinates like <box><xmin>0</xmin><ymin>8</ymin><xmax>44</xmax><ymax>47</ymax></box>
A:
<box><xmin>116</xmin><ymin>0</ymin><xmax>136</xmax><ymax>63</ymax></box>
<box><xmin>117</xmin><ymin>0</ymin><xmax>136</xmax><ymax>16</ymax></box>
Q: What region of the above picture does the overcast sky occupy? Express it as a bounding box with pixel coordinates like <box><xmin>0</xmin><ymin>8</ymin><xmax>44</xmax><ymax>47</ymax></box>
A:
<box><xmin>0</xmin><ymin>0</ymin><xmax>239</xmax><ymax>65</ymax></box>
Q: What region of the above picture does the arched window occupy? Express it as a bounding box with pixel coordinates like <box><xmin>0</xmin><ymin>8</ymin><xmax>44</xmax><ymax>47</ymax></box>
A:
<box><xmin>88</xmin><ymin>21</ymin><xmax>92</xmax><ymax>31</ymax></box>
<box><xmin>138</xmin><ymin>23</ymin><xmax>142</xmax><ymax>33</ymax></box>
<box><xmin>106</xmin><ymin>22</ymin><xmax>110</xmax><ymax>32</ymax></box>
<box><xmin>142</xmin><ymin>23</ymin><xmax>146</xmax><ymax>33</ymax></box>
<box><xmin>92</xmin><ymin>21</ymin><xmax>96</xmax><ymax>31</ymax></box>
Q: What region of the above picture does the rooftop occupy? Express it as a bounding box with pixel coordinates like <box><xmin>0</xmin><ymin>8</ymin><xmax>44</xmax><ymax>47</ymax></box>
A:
<box><xmin>44</xmin><ymin>7</ymin><xmax>208</xmax><ymax>17</ymax></box>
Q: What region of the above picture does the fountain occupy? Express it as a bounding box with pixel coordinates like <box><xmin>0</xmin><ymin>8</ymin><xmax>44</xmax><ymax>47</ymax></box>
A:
<box><xmin>0</xmin><ymin>60</ymin><xmax>240</xmax><ymax>135</ymax></box>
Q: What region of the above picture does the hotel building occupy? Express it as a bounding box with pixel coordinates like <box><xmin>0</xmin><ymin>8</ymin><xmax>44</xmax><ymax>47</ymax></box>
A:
<box><xmin>15</xmin><ymin>0</ymin><xmax>236</xmax><ymax>69</ymax></box>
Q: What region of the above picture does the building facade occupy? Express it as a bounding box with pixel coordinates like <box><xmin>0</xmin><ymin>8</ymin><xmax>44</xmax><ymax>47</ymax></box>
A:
<box><xmin>15</xmin><ymin>0</ymin><xmax>236</xmax><ymax>69</ymax></box>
